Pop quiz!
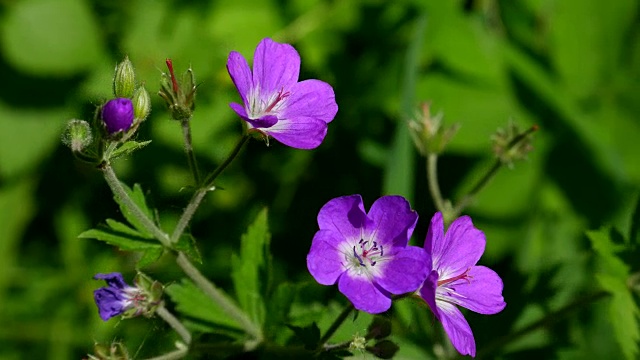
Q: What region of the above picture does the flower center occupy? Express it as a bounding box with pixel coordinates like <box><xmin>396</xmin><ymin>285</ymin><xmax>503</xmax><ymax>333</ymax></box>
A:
<box><xmin>437</xmin><ymin>268</ymin><xmax>471</xmax><ymax>287</ymax></box>
<box><xmin>352</xmin><ymin>238</ymin><xmax>384</xmax><ymax>267</ymax></box>
<box><xmin>250</xmin><ymin>87</ymin><xmax>290</xmax><ymax>118</ymax></box>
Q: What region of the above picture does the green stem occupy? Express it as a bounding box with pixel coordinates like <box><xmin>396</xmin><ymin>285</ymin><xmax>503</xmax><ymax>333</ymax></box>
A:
<box><xmin>319</xmin><ymin>303</ymin><xmax>354</xmax><ymax>345</ymax></box>
<box><xmin>156</xmin><ymin>304</ymin><xmax>192</xmax><ymax>345</ymax></box>
<box><xmin>202</xmin><ymin>134</ymin><xmax>251</xmax><ymax>188</ymax></box>
<box><xmin>169</xmin><ymin>134</ymin><xmax>250</xmax><ymax>244</ymax></box>
<box><xmin>476</xmin><ymin>290</ymin><xmax>609</xmax><ymax>359</ymax></box>
<box><xmin>101</xmin><ymin>164</ymin><xmax>171</xmax><ymax>247</ymax></box>
<box><xmin>180</xmin><ymin>118</ymin><xmax>200</xmax><ymax>186</ymax></box>
<box><xmin>427</xmin><ymin>153</ymin><xmax>446</xmax><ymax>213</ymax></box>
<box><xmin>175</xmin><ymin>252</ymin><xmax>262</xmax><ymax>344</ymax></box>
<box><xmin>143</xmin><ymin>348</ymin><xmax>188</xmax><ymax>360</ymax></box>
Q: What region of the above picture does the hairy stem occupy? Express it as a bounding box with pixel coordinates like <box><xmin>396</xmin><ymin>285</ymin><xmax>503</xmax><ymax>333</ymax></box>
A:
<box><xmin>319</xmin><ymin>303</ymin><xmax>354</xmax><ymax>345</ymax></box>
<box><xmin>156</xmin><ymin>304</ymin><xmax>192</xmax><ymax>345</ymax></box>
<box><xmin>180</xmin><ymin>118</ymin><xmax>200</xmax><ymax>186</ymax></box>
<box><xmin>176</xmin><ymin>252</ymin><xmax>262</xmax><ymax>344</ymax></box>
<box><xmin>202</xmin><ymin>134</ymin><xmax>251</xmax><ymax>188</ymax></box>
<box><xmin>101</xmin><ymin>164</ymin><xmax>170</xmax><ymax>247</ymax></box>
<box><xmin>427</xmin><ymin>153</ymin><xmax>446</xmax><ymax>213</ymax></box>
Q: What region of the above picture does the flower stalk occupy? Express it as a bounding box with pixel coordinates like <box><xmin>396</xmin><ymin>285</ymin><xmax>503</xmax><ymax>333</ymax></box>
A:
<box><xmin>180</xmin><ymin>117</ymin><xmax>200</xmax><ymax>186</ymax></box>
<box><xmin>319</xmin><ymin>303</ymin><xmax>354</xmax><ymax>345</ymax></box>
<box><xmin>156</xmin><ymin>304</ymin><xmax>192</xmax><ymax>345</ymax></box>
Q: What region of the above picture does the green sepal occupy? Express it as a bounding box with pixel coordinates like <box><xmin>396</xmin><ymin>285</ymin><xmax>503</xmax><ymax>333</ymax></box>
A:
<box><xmin>174</xmin><ymin>233</ymin><xmax>202</xmax><ymax>264</ymax></box>
<box><xmin>110</xmin><ymin>140</ymin><xmax>152</xmax><ymax>161</ymax></box>
<box><xmin>137</xmin><ymin>247</ymin><xmax>164</xmax><ymax>269</ymax></box>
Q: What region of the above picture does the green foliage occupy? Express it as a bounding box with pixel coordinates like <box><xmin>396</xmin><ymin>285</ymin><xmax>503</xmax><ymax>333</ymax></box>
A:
<box><xmin>110</xmin><ymin>140</ymin><xmax>152</xmax><ymax>161</ymax></box>
<box><xmin>231</xmin><ymin>208</ymin><xmax>270</xmax><ymax>328</ymax></box>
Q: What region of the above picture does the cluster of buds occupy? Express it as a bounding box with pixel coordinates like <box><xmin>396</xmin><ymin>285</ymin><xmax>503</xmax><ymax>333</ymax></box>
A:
<box><xmin>158</xmin><ymin>59</ymin><xmax>197</xmax><ymax>121</ymax></box>
<box><xmin>93</xmin><ymin>272</ymin><xmax>163</xmax><ymax>321</ymax></box>
<box><xmin>408</xmin><ymin>102</ymin><xmax>460</xmax><ymax>156</ymax></box>
<box><xmin>102</xmin><ymin>56</ymin><xmax>151</xmax><ymax>138</ymax></box>
<box><xmin>85</xmin><ymin>342</ymin><xmax>130</xmax><ymax>360</ymax></box>
<box><xmin>492</xmin><ymin>121</ymin><xmax>537</xmax><ymax>167</ymax></box>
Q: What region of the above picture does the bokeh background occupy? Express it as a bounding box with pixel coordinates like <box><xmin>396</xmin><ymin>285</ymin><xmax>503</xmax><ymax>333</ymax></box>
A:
<box><xmin>0</xmin><ymin>0</ymin><xmax>639</xmax><ymax>359</ymax></box>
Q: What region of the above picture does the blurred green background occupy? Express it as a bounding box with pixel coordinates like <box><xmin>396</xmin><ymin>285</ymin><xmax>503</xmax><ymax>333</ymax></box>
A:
<box><xmin>0</xmin><ymin>0</ymin><xmax>639</xmax><ymax>358</ymax></box>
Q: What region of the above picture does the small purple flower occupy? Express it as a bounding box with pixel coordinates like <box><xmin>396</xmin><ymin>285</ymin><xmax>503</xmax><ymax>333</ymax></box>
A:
<box><xmin>93</xmin><ymin>272</ymin><xmax>142</xmax><ymax>321</ymax></box>
<box><xmin>419</xmin><ymin>212</ymin><xmax>506</xmax><ymax>357</ymax></box>
<box><xmin>102</xmin><ymin>98</ymin><xmax>134</xmax><ymax>134</ymax></box>
<box><xmin>226</xmin><ymin>38</ymin><xmax>338</xmax><ymax>149</ymax></box>
<box><xmin>307</xmin><ymin>195</ymin><xmax>429</xmax><ymax>314</ymax></box>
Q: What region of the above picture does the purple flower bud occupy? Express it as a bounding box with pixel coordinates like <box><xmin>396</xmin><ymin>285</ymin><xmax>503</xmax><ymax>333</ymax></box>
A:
<box><xmin>102</xmin><ymin>98</ymin><xmax>134</xmax><ymax>134</ymax></box>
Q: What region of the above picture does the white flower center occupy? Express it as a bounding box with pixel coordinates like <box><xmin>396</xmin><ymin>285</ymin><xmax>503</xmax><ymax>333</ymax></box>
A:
<box><xmin>248</xmin><ymin>86</ymin><xmax>290</xmax><ymax>119</ymax></box>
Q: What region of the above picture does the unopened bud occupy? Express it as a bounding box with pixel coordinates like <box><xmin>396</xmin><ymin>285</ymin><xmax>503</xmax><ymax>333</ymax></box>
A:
<box><xmin>113</xmin><ymin>56</ymin><xmax>135</xmax><ymax>98</ymax></box>
<box><xmin>408</xmin><ymin>102</ymin><xmax>459</xmax><ymax>155</ymax></box>
<box><xmin>158</xmin><ymin>59</ymin><xmax>197</xmax><ymax>120</ymax></box>
<box><xmin>62</xmin><ymin>119</ymin><xmax>92</xmax><ymax>152</ymax></box>
<box><xmin>366</xmin><ymin>316</ymin><xmax>392</xmax><ymax>340</ymax></box>
<box><xmin>87</xmin><ymin>341</ymin><xmax>130</xmax><ymax>360</ymax></box>
<box><xmin>132</xmin><ymin>85</ymin><xmax>151</xmax><ymax>122</ymax></box>
<box><xmin>102</xmin><ymin>98</ymin><xmax>134</xmax><ymax>134</ymax></box>
<box><xmin>492</xmin><ymin>121</ymin><xmax>538</xmax><ymax>167</ymax></box>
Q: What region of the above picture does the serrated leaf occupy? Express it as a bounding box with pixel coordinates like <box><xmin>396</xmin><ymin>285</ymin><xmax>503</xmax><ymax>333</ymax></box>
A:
<box><xmin>136</xmin><ymin>247</ymin><xmax>164</xmax><ymax>269</ymax></box>
<box><xmin>231</xmin><ymin>208</ymin><xmax>270</xmax><ymax>328</ymax></box>
<box><xmin>78</xmin><ymin>226</ymin><xmax>161</xmax><ymax>251</ymax></box>
<box><xmin>165</xmin><ymin>279</ymin><xmax>243</xmax><ymax>334</ymax></box>
<box><xmin>175</xmin><ymin>233</ymin><xmax>202</xmax><ymax>264</ymax></box>
<box><xmin>287</xmin><ymin>322</ymin><xmax>321</xmax><ymax>350</ymax></box>
<box><xmin>597</xmin><ymin>274</ymin><xmax>640</xmax><ymax>360</ymax></box>
<box><xmin>587</xmin><ymin>227</ymin><xmax>629</xmax><ymax>278</ymax></box>
<box><xmin>110</xmin><ymin>140</ymin><xmax>152</xmax><ymax>160</ymax></box>
<box><xmin>116</xmin><ymin>183</ymin><xmax>155</xmax><ymax>238</ymax></box>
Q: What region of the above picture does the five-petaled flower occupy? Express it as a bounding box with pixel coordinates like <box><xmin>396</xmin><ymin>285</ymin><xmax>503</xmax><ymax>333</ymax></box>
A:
<box><xmin>93</xmin><ymin>272</ymin><xmax>145</xmax><ymax>321</ymax></box>
<box><xmin>307</xmin><ymin>195</ymin><xmax>429</xmax><ymax>314</ymax></box>
<box><xmin>226</xmin><ymin>38</ymin><xmax>338</xmax><ymax>149</ymax></box>
<box><xmin>419</xmin><ymin>212</ymin><xmax>506</xmax><ymax>357</ymax></box>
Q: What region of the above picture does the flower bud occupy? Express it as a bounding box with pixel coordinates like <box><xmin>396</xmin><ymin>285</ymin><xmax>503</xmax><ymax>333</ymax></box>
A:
<box><xmin>113</xmin><ymin>56</ymin><xmax>135</xmax><ymax>98</ymax></box>
<box><xmin>87</xmin><ymin>341</ymin><xmax>130</xmax><ymax>360</ymax></box>
<box><xmin>491</xmin><ymin>121</ymin><xmax>538</xmax><ymax>167</ymax></box>
<box><xmin>408</xmin><ymin>102</ymin><xmax>459</xmax><ymax>156</ymax></box>
<box><xmin>158</xmin><ymin>59</ymin><xmax>197</xmax><ymax>120</ymax></box>
<box><xmin>132</xmin><ymin>85</ymin><xmax>151</xmax><ymax>122</ymax></box>
<box><xmin>102</xmin><ymin>98</ymin><xmax>134</xmax><ymax>134</ymax></box>
<box><xmin>62</xmin><ymin>119</ymin><xmax>92</xmax><ymax>152</ymax></box>
<box><xmin>366</xmin><ymin>316</ymin><xmax>392</xmax><ymax>340</ymax></box>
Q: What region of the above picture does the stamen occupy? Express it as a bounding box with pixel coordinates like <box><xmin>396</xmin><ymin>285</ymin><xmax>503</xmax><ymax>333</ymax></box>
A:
<box><xmin>438</xmin><ymin>268</ymin><xmax>472</xmax><ymax>287</ymax></box>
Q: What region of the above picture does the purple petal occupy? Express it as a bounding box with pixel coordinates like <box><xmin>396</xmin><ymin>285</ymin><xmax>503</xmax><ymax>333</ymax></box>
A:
<box><xmin>252</xmin><ymin>38</ymin><xmax>300</xmax><ymax>96</ymax></box>
<box><xmin>93</xmin><ymin>288</ymin><xmax>126</xmax><ymax>321</ymax></box>
<box><xmin>94</xmin><ymin>272</ymin><xmax>128</xmax><ymax>289</ymax></box>
<box><xmin>307</xmin><ymin>230</ymin><xmax>347</xmax><ymax>285</ymax></box>
<box><xmin>281</xmin><ymin>79</ymin><xmax>338</xmax><ymax>124</ymax></box>
<box><xmin>230</xmin><ymin>102</ymin><xmax>249</xmax><ymax>120</ymax></box>
<box><xmin>419</xmin><ymin>270</ymin><xmax>441</xmax><ymax>321</ymax></box>
<box><xmin>317</xmin><ymin>195</ymin><xmax>369</xmax><ymax>239</ymax></box>
<box><xmin>366</xmin><ymin>195</ymin><xmax>418</xmax><ymax>248</ymax></box>
<box><xmin>424</xmin><ymin>212</ymin><xmax>444</xmax><ymax>261</ymax></box>
<box><xmin>375</xmin><ymin>245</ymin><xmax>429</xmax><ymax>294</ymax></box>
<box><xmin>227</xmin><ymin>51</ymin><xmax>253</xmax><ymax>106</ymax></box>
<box><xmin>338</xmin><ymin>274</ymin><xmax>391</xmax><ymax>314</ymax></box>
<box><xmin>437</xmin><ymin>302</ymin><xmax>476</xmax><ymax>357</ymax></box>
<box><xmin>432</xmin><ymin>215</ymin><xmax>485</xmax><ymax>278</ymax></box>
<box><xmin>445</xmin><ymin>266</ymin><xmax>506</xmax><ymax>315</ymax></box>
<box><xmin>265</xmin><ymin>116</ymin><xmax>328</xmax><ymax>149</ymax></box>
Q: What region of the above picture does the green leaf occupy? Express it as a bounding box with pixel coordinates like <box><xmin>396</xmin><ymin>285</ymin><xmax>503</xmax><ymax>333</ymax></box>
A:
<box><xmin>174</xmin><ymin>234</ymin><xmax>202</xmax><ymax>264</ymax></box>
<box><xmin>264</xmin><ymin>282</ymin><xmax>296</xmax><ymax>339</ymax></box>
<box><xmin>287</xmin><ymin>322</ymin><xmax>321</xmax><ymax>350</ymax></box>
<box><xmin>110</xmin><ymin>140</ymin><xmax>152</xmax><ymax>161</ymax></box>
<box><xmin>231</xmin><ymin>208</ymin><xmax>270</xmax><ymax>328</ymax></box>
<box><xmin>587</xmin><ymin>227</ymin><xmax>629</xmax><ymax>278</ymax></box>
<box><xmin>165</xmin><ymin>279</ymin><xmax>243</xmax><ymax>334</ymax></box>
<box><xmin>78</xmin><ymin>224</ymin><xmax>161</xmax><ymax>251</ymax></box>
<box><xmin>116</xmin><ymin>183</ymin><xmax>155</xmax><ymax>238</ymax></box>
<box><xmin>597</xmin><ymin>274</ymin><xmax>640</xmax><ymax>360</ymax></box>
<box><xmin>136</xmin><ymin>247</ymin><xmax>164</xmax><ymax>269</ymax></box>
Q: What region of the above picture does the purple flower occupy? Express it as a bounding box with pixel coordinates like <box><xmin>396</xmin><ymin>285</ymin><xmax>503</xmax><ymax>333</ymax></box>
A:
<box><xmin>307</xmin><ymin>195</ymin><xmax>429</xmax><ymax>314</ymax></box>
<box><xmin>93</xmin><ymin>273</ymin><xmax>142</xmax><ymax>321</ymax></box>
<box><xmin>102</xmin><ymin>98</ymin><xmax>134</xmax><ymax>134</ymax></box>
<box><xmin>419</xmin><ymin>212</ymin><xmax>506</xmax><ymax>357</ymax></box>
<box><xmin>226</xmin><ymin>38</ymin><xmax>338</xmax><ymax>149</ymax></box>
